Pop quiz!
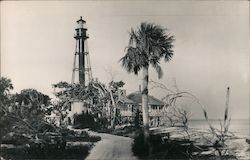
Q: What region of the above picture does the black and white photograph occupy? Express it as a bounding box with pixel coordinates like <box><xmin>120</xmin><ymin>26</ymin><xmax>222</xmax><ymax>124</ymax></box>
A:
<box><xmin>0</xmin><ymin>1</ymin><xmax>249</xmax><ymax>159</ymax></box>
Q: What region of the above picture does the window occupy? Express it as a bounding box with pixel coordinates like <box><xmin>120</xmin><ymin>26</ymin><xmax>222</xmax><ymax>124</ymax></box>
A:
<box><xmin>151</xmin><ymin>105</ymin><xmax>157</xmax><ymax>110</ymax></box>
<box><xmin>124</xmin><ymin>106</ymin><xmax>128</xmax><ymax>111</ymax></box>
<box><xmin>128</xmin><ymin>104</ymin><xmax>132</xmax><ymax>111</ymax></box>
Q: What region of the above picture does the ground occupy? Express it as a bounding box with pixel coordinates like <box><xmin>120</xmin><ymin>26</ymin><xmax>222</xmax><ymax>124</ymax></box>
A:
<box><xmin>86</xmin><ymin>132</ymin><xmax>137</xmax><ymax>160</ymax></box>
<box><xmin>72</xmin><ymin>127</ymin><xmax>249</xmax><ymax>160</ymax></box>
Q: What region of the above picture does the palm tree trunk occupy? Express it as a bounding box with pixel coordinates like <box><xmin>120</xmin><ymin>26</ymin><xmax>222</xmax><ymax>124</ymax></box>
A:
<box><xmin>142</xmin><ymin>66</ymin><xmax>149</xmax><ymax>139</ymax></box>
<box><xmin>109</xmin><ymin>89</ymin><xmax>116</xmax><ymax>129</ymax></box>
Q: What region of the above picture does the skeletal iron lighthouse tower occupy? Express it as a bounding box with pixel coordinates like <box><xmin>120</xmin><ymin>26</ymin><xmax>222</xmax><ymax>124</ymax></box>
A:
<box><xmin>72</xmin><ymin>16</ymin><xmax>93</xmax><ymax>85</ymax></box>
<box><xmin>68</xmin><ymin>17</ymin><xmax>93</xmax><ymax>124</ymax></box>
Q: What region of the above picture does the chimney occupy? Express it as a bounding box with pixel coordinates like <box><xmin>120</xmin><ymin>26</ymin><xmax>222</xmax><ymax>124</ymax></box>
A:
<box><xmin>139</xmin><ymin>85</ymin><xmax>141</xmax><ymax>92</ymax></box>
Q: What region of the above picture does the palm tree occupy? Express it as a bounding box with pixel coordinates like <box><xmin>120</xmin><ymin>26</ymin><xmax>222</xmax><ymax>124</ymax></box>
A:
<box><xmin>120</xmin><ymin>22</ymin><xmax>174</xmax><ymax>139</ymax></box>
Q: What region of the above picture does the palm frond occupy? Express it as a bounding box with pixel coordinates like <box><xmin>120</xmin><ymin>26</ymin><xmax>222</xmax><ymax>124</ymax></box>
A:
<box><xmin>120</xmin><ymin>47</ymin><xmax>144</xmax><ymax>74</ymax></box>
<box><xmin>150</xmin><ymin>60</ymin><xmax>163</xmax><ymax>79</ymax></box>
<box><xmin>155</xmin><ymin>64</ymin><xmax>163</xmax><ymax>79</ymax></box>
<box><xmin>129</xmin><ymin>28</ymin><xmax>138</xmax><ymax>47</ymax></box>
<box><xmin>120</xmin><ymin>22</ymin><xmax>174</xmax><ymax>78</ymax></box>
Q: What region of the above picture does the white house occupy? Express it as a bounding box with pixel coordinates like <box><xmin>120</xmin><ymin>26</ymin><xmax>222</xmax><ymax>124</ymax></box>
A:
<box><xmin>118</xmin><ymin>89</ymin><xmax>165</xmax><ymax>127</ymax></box>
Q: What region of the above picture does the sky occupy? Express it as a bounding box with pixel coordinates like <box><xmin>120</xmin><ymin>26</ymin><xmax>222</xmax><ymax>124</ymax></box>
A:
<box><xmin>1</xmin><ymin>1</ymin><xmax>249</xmax><ymax>119</ymax></box>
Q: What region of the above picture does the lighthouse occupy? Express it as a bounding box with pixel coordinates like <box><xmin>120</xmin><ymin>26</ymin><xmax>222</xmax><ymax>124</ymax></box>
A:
<box><xmin>72</xmin><ymin>16</ymin><xmax>92</xmax><ymax>85</ymax></box>
<box><xmin>68</xmin><ymin>17</ymin><xmax>93</xmax><ymax>124</ymax></box>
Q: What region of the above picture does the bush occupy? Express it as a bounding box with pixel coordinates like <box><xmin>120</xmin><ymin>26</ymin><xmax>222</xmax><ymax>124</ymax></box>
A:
<box><xmin>0</xmin><ymin>116</ymin><xmax>13</xmax><ymax>142</ymax></box>
<box><xmin>60</xmin><ymin>128</ymin><xmax>101</xmax><ymax>142</ymax></box>
<box><xmin>1</xmin><ymin>146</ymin><xmax>28</xmax><ymax>159</ymax></box>
<box><xmin>1</xmin><ymin>132</ymin><xmax>31</xmax><ymax>145</ymax></box>
<box><xmin>73</xmin><ymin>111</ymin><xmax>95</xmax><ymax>129</ymax></box>
<box><xmin>73</xmin><ymin>111</ymin><xmax>108</xmax><ymax>131</ymax></box>
<box><xmin>132</xmin><ymin>130</ymin><xmax>150</xmax><ymax>158</ymax></box>
<box><xmin>132</xmin><ymin>130</ymin><xmax>195</xmax><ymax>159</ymax></box>
<box><xmin>1</xmin><ymin>130</ymin><xmax>96</xmax><ymax>159</ymax></box>
<box><xmin>1</xmin><ymin>142</ymin><xmax>92</xmax><ymax>159</ymax></box>
<box><xmin>112</xmin><ymin>126</ymin><xmax>137</xmax><ymax>138</ymax></box>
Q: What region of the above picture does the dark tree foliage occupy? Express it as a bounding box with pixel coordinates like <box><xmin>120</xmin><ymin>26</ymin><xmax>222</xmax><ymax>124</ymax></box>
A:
<box><xmin>6</xmin><ymin>89</ymin><xmax>53</xmax><ymax>134</ymax></box>
<box><xmin>52</xmin><ymin>81</ymin><xmax>103</xmax><ymax>110</ymax></box>
<box><xmin>120</xmin><ymin>22</ymin><xmax>175</xmax><ymax>78</ymax></box>
<box><xmin>132</xmin><ymin>130</ymin><xmax>194</xmax><ymax>159</ymax></box>
<box><xmin>13</xmin><ymin>89</ymin><xmax>51</xmax><ymax>116</ymax></box>
<box><xmin>53</xmin><ymin>81</ymin><xmax>102</xmax><ymax>103</ymax></box>
<box><xmin>0</xmin><ymin>79</ymin><xmax>54</xmax><ymax>142</ymax></box>
<box><xmin>0</xmin><ymin>77</ymin><xmax>14</xmax><ymax>141</ymax></box>
<box><xmin>73</xmin><ymin>111</ymin><xmax>109</xmax><ymax>131</ymax></box>
<box><xmin>1</xmin><ymin>78</ymin><xmax>101</xmax><ymax>159</ymax></box>
<box><xmin>109</xmin><ymin>81</ymin><xmax>125</xmax><ymax>90</ymax></box>
<box><xmin>0</xmin><ymin>77</ymin><xmax>13</xmax><ymax>114</ymax></box>
<box><xmin>108</xmin><ymin>80</ymin><xmax>125</xmax><ymax>102</ymax></box>
<box><xmin>73</xmin><ymin>111</ymin><xmax>95</xmax><ymax>129</ymax></box>
<box><xmin>52</xmin><ymin>80</ymin><xmax>125</xmax><ymax>129</ymax></box>
<box><xmin>14</xmin><ymin>89</ymin><xmax>50</xmax><ymax>106</ymax></box>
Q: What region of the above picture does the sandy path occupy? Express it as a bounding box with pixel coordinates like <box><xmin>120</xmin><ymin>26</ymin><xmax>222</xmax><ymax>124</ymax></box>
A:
<box><xmin>86</xmin><ymin>132</ymin><xmax>137</xmax><ymax>160</ymax></box>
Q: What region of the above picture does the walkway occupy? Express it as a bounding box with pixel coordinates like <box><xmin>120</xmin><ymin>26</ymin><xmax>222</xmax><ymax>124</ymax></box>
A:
<box><xmin>86</xmin><ymin>132</ymin><xmax>137</xmax><ymax>160</ymax></box>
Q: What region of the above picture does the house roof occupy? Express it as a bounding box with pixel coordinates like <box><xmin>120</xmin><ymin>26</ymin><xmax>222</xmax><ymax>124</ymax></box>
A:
<box><xmin>118</xmin><ymin>95</ymin><xmax>136</xmax><ymax>104</ymax></box>
<box><xmin>127</xmin><ymin>91</ymin><xmax>165</xmax><ymax>106</ymax></box>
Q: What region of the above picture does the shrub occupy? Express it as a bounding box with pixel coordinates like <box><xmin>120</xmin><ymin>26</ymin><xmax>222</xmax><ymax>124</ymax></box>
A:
<box><xmin>1</xmin><ymin>142</ymin><xmax>92</xmax><ymax>159</ymax></box>
<box><xmin>132</xmin><ymin>130</ymin><xmax>150</xmax><ymax>158</ymax></box>
<box><xmin>132</xmin><ymin>130</ymin><xmax>195</xmax><ymax>159</ymax></box>
<box><xmin>73</xmin><ymin>111</ymin><xmax>96</xmax><ymax>129</ymax></box>
<box><xmin>1</xmin><ymin>130</ymin><xmax>96</xmax><ymax>159</ymax></box>
<box><xmin>73</xmin><ymin>111</ymin><xmax>108</xmax><ymax>131</ymax></box>
<box><xmin>1</xmin><ymin>132</ymin><xmax>31</xmax><ymax>145</ymax></box>
<box><xmin>60</xmin><ymin>128</ymin><xmax>101</xmax><ymax>142</ymax></box>
<box><xmin>112</xmin><ymin>126</ymin><xmax>137</xmax><ymax>138</ymax></box>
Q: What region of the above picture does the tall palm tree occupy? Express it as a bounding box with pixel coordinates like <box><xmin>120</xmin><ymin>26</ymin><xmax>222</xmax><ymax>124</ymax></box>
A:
<box><xmin>120</xmin><ymin>22</ymin><xmax>174</xmax><ymax>139</ymax></box>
